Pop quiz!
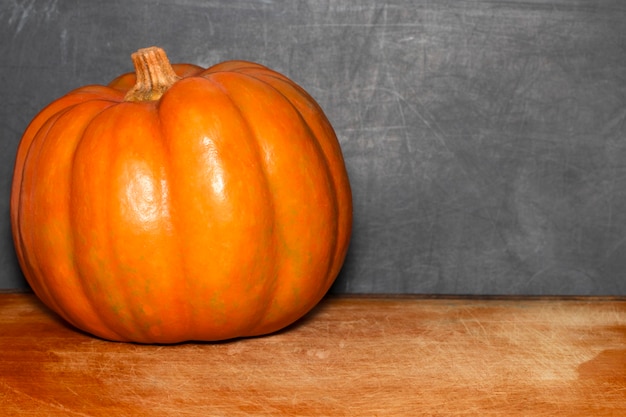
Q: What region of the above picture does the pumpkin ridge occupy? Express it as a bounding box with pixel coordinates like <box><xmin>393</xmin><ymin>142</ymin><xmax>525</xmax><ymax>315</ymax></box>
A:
<box><xmin>230</xmin><ymin>68</ymin><xmax>294</xmax><ymax>86</ymax></box>
<box><xmin>152</xmin><ymin>91</ymin><xmax>200</xmax><ymax>339</ymax></box>
<box><xmin>66</xmin><ymin>102</ymin><xmax>136</xmax><ymax>341</ymax></box>
<box><xmin>64</xmin><ymin>103</ymin><xmax>146</xmax><ymax>341</ymax></box>
<box><xmin>203</xmin><ymin>60</ymin><xmax>270</xmax><ymax>75</ymax></box>
<box><xmin>150</xmin><ymin>102</ymin><xmax>193</xmax><ymax>341</ymax></box>
<box><xmin>206</xmin><ymin>71</ymin><xmax>340</xmax><ymax>331</ymax></box>
<box><xmin>11</xmin><ymin>91</ymin><xmax>122</xmax><ymax>214</ymax></box>
<box><xmin>248</xmin><ymin>72</ymin><xmax>352</xmax><ymax>284</ymax></box>
<box><xmin>14</xmin><ymin>109</ymin><xmax>68</xmax><ymax>315</ymax></box>
<box><xmin>156</xmin><ymin>76</ymin><xmax>281</xmax><ymax>339</ymax></box>
<box><xmin>12</xmin><ymin>93</ymin><xmax>123</xmax><ymax>298</ymax></box>
<box><xmin>17</xmin><ymin>100</ymin><xmax>127</xmax><ymax>340</ymax></box>
<box><xmin>199</xmin><ymin>74</ymin><xmax>280</xmax><ymax>331</ymax></box>
<box><xmin>100</xmin><ymin>102</ymin><xmax>185</xmax><ymax>342</ymax></box>
<box><xmin>232</xmin><ymin>71</ymin><xmax>342</xmax><ymax>290</ymax></box>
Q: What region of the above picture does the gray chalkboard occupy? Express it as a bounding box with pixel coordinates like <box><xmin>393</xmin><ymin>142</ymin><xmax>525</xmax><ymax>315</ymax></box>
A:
<box><xmin>2</xmin><ymin>0</ymin><xmax>626</xmax><ymax>295</ymax></box>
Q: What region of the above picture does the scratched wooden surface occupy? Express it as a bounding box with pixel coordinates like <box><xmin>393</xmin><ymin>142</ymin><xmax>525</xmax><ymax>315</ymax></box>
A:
<box><xmin>1</xmin><ymin>293</ymin><xmax>625</xmax><ymax>416</ymax></box>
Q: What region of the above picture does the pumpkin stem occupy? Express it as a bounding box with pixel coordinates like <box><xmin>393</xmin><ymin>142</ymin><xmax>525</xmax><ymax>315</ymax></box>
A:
<box><xmin>124</xmin><ymin>46</ymin><xmax>180</xmax><ymax>102</ymax></box>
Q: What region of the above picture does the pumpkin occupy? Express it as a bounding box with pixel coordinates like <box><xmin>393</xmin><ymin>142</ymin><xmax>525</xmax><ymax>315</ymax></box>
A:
<box><xmin>10</xmin><ymin>47</ymin><xmax>352</xmax><ymax>343</ymax></box>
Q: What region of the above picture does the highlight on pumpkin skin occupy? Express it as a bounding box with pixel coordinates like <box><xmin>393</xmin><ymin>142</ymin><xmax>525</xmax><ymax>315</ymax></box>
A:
<box><xmin>10</xmin><ymin>46</ymin><xmax>352</xmax><ymax>343</ymax></box>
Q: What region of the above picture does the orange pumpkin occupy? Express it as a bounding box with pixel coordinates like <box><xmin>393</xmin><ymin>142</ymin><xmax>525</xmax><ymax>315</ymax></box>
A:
<box><xmin>10</xmin><ymin>47</ymin><xmax>352</xmax><ymax>343</ymax></box>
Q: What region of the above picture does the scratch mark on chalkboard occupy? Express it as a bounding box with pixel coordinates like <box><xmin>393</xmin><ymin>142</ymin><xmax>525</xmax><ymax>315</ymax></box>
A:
<box><xmin>356</xmin><ymin>6</ymin><xmax>457</xmax><ymax>157</ymax></box>
<box><xmin>405</xmin><ymin>96</ymin><xmax>453</xmax><ymax>152</ymax></box>
<box><xmin>376</xmin><ymin>4</ymin><xmax>411</xmax><ymax>147</ymax></box>
<box><xmin>601</xmin><ymin>234</ymin><xmax>626</xmax><ymax>264</ymax></box>
<box><xmin>601</xmin><ymin>108</ymin><xmax>626</xmax><ymax>137</ymax></box>
<box><xmin>60</xmin><ymin>29</ymin><xmax>69</xmax><ymax>65</ymax></box>
<box><xmin>294</xmin><ymin>23</ymin><xmax>425</xmax><ymax>28</ymax></box>
<box><xmin>8</xmin><ymin>0</ymin><xmax>34</xmax><ymax>35</ymax></box>
<box><xmin>8</xmin><ymin>0</ymin><xmax>60</xmax><ymax>36</ymax></box>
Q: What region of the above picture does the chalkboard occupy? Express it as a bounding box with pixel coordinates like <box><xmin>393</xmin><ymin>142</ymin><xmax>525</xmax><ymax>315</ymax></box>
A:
<box><xmin>2</xmin><ymin>0</ymin><xmax>626</xmax><ymax>295</ymax></box>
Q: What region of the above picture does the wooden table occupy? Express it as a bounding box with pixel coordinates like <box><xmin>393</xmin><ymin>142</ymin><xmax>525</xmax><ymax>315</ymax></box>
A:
<box><xmin>1</xmin><ymin>292</ymin><xmax>625</xmax><ymax>416</ymax></box>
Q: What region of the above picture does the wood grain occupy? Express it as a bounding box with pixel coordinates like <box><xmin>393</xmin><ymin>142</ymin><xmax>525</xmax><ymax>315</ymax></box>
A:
<box><xmin>1</xmin><ymin>293</ymin><xmax>625</xmax><ymax>416</ymax></box>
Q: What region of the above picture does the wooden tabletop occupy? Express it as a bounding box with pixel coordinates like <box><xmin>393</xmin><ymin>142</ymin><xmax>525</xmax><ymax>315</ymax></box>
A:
<box><xmin>1</xmin><ymin>292</ymin><xmax>625</xmax><ymax>416</ymax></box>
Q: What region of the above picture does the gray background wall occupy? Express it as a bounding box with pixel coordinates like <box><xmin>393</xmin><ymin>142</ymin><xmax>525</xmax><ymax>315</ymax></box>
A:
<box><xmin>2</xmin><ymin>0</ymin><xmax>625</xmax><ymax>295</ymax></box>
